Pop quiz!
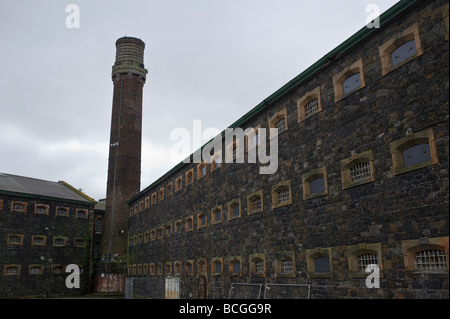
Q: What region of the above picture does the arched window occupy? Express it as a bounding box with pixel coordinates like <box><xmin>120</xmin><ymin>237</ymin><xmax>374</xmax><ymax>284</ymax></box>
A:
<box><xmin>390</xmin><ymin>128</ymin><xmax>438</xmax><ymax>176</ymax></box>
<box><xmin>342</xmin><ymin>73</ymin><xmax>362</xmax><ymax>95</ymax></box>
<box><xmin>403</xmin><ymin>143</ymin><xmax>431</xmax><ymax>167</ymax></box>
<box><xmin>281</xmin><ymin>257</ymin><xmax>294</xmax><ymax>273</ymax></box>
<box><xmin>391</xmin><ymin>40</ymin><xmax>417</xmax><ymax>66</ymax></box>
<box><xmin>416</xmin><ymin>249</ymin><xmax>447</xmax><ymax>271</ymax></box>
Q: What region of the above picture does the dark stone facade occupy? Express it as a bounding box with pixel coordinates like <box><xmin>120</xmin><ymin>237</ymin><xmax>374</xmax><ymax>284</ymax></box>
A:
<box><xmin>0</xmin><ymin>192</ymin><xmax>94</xmax><ymax>297</ymax></box>
<box><xmin>128</xmin><ymin>0</ymin><xmax>449</xmax><ymax>299</ymax></box>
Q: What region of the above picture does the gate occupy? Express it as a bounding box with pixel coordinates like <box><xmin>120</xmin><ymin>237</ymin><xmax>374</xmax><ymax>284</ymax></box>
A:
<box><xmin>164</xmin><ymin>276</ymin><xmax>180</xmax><ymax>299</ymax></box>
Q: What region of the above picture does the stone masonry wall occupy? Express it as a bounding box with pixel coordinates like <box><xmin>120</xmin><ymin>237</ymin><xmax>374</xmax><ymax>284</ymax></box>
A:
<box><xmin>0</xmin><ymin>194</ymin><xmax>92</xmax><ymax>297</ymax></box>
<box><xmin>128</xmin><ymin>0</ymin><xmax>449</xmax><ymax>299</ymax></box>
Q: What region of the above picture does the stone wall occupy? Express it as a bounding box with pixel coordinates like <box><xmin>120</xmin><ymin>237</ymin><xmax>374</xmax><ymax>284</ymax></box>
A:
<box><xmin>0</xmin><ymin>194</ymin><xmax>92</xmax><ymax>297</ymax></box>
<box><xmin>128</xmin><ymin>0</ymin><xmax>449</xmax><ymax>299</ymax></box>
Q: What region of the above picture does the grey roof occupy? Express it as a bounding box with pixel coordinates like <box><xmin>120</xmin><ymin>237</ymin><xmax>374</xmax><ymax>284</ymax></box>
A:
<box><xmin>0</xmin><ymin>172</ymin><xmax>93</xmax><ymax>204</ymax></box>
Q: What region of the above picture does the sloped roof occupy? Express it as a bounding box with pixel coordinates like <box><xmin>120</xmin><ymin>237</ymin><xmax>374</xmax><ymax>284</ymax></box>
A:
<box><xmin>0</xmin><ymin>172</ymin><xmax>94</xmax><ymax>204</ymax></box>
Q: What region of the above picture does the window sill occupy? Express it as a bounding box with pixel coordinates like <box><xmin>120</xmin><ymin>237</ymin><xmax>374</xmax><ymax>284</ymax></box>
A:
<box><xmin>393</xmin><ymin>159</ymin><xmax>437</xmax><ymax>176</ymax></box>
<box><xmin>342</xmin><ymin>177</ymin><xmax>375</xmax><ymax>190</ymax></box>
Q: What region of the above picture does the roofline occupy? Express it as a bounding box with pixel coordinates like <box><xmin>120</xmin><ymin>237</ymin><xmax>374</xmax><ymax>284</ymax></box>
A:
<box><xmin>58</xmin><ymin>180</ymin><xmax>97</xmax><ymax>204</ymax></box>
<box><xmin>128</xmin><ymin>0</ymin><xmax>420</xmax><ymax>204</ymax></box>
<box><xmin>0</xmin><ymin>189</ymin><xmax>95</xmax><ymax>207</ymax></box>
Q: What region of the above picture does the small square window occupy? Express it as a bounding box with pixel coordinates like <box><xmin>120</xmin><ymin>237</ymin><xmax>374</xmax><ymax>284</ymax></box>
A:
<box><xmin>340</xmin><ymin>150</ymin><xmax>375</xmax><ymax>189</ymax></box>
<box><xmin>56</xmin><ymin>207</ymin><xmax>68</xmax><ymax>217</ymax></box>
<box><xmin>272</xmin><ymin>180</ymin><xmax>292</xmax><ymax>208</ymax></box>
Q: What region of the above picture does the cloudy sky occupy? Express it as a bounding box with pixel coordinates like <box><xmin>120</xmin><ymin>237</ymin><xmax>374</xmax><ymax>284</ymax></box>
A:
<box><xmin>0</xmin><ymin>0</ymin><xmax>399</xmax><ymax>201</ymax></box>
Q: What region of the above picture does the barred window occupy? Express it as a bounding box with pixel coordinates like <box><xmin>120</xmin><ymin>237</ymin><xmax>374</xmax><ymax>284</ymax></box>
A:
<box><xmin>33</xmin><ymin>237</ymin><xmax>45</xmax><ymax>245</ymax></box>
<box><xmin>350</xmin><ymin>162</ymin><xmax>371</xmax><ymax>182</ymax></box>
<box><xmin>36</xmin><ymin>206</ymin><xmax>46</xmax><ymax>214</ymax></box>
<box><xmin>357</xmin><ymin>253</ymin><xmax>379</xmax><ymax>272</ymax></box>
<box><xmin>13</xmin><ymin>203</ymin><xmax>24</xmax><ymax>211</ymax></box>
<box><xmin>275</xmin><ymin>118</ymin><xmax>286</xmax><ymax>133</ymax></box>
<box><xmin>278</xmin><ymin>189</ymin><xmax>290</xmax><ymax>204</ymax></box>
<box><xmin>252</xmin><ymin>197</ymin><xmax>262</xmax><ymax>212</ymax></box>
<box><xmin>255</xmin><ymin>260</ymin><xmax>264</xmax><ymax>273</ymax></box>
<box><xmin>6</xmin><ymin>266</ymin><xmax>19</xmax><ymax>275</ymax></box>
<box><xmin>416</xmin><ymin>250</ymin><xmax>447</xmax><ymax>271</ymax></box>
<box><xmin>76</xmin><ymin>210</ymin><xmax>87</xmax><ymax>218</ymax></box>
<box><xmin>305</xmin><ymin>98</ymin><xmax>319</xmax><ymax>116</ymax></box>
<box><xmin>9</xmin><ymin>236</ymin><xmax>21</xmax><ymax>244</ymax></box>
<box><xmin>281</xmin><ymin>258</ymin><xmax>294</xmax><ymax>273</ymax></box>
<box><xmin>54</xmin><ymin>238</ymin><xmax>65</xmax><ymax>246</ymax></box>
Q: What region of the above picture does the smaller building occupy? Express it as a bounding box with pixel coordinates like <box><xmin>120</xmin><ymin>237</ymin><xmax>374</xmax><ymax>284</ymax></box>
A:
<box><xmin>0</xmin><ymin>173</ymin><xmax>96</xmax><ymax>298</ymax></box>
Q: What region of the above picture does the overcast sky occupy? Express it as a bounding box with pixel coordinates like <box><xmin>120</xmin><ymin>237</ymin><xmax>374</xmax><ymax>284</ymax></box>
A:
<box><xmin>0</xmin><ymin>0</ymin><xmax>399</xmax><ymax>201</ymax></box>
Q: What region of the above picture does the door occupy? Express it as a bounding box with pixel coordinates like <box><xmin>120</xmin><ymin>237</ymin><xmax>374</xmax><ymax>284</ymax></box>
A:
<box><xmin>197</xmin><ymin>277</ymin><xmax>207</xmax><ymax>299</ymax></box>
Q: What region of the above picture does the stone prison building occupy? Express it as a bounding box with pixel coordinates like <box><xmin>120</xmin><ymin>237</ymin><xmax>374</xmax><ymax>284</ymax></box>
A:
<box><xmin>125</xmin><ymin>0</ymin><xmax>449</xmax><ymax>299</ymax></box>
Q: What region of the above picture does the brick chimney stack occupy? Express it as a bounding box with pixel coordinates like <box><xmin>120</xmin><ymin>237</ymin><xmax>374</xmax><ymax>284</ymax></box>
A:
<box><xmin>101</xmin><ymin>37</ymin><xmax>146</xmax><ymax>261</ymax></box>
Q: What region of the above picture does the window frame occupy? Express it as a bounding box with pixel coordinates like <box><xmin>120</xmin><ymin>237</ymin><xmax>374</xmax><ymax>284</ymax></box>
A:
<box><xmin>197</xmin><ymin>212</ymin><xmax>207</xmax><ymax>229</ymax></box>
<box><xmin>229</xmin><ymin>256</ymin><xmax>243</xmax><ymax>277</ymax></box>
<box><xmin>185</xmin><ymin>169</ymin><xmax>194</xmax><ymax>186</ymax></box>
<box><xmin>247</xmin><ymin>189</ymin><xmax>264</xmax><ymax>215</ymax></box>
<box><xmin>211</xmin><ymin>257</ymin><xmax>223</xmax><ymax>276</ymax></box>
<box><xmin>297</xmin><ymin>87</ymin><xmax>322</xmax><ymax>123</ymax></box>
<box><xmin>306</xmin><ymin>247</ymin><xmax>333</xmax><ymax>278</ymax></box>
<box><xmin>249</xmin><ymin>253</ymin><xmax>266</xmax><ymax>277</ymax></box>
<box><xmin>227</xmin><ymin>198</ymin><xmax>241</xmax><ymax>221</ymax></box>
<box><xmin>401</xmin><ymin>236</ymin><xmax>449</xmax><ymax>273</ymax></box>
<box><xmin>302</xmin><ymin>167</ymin><xmax>328</xmax><ymax>200</ymax></box>
<box><xmin>379</xmin><ymin>23</ymin><xmax>423</xmax><ymax>76</ymax></box>
<box><xmin>211</xmin><ymin>205</ymin><xmax>223</xmax><ymax>225</ymax></box>
<box><xmin>268</xmin><ymin>107</ymin><xmax>288</xmax><ymax>139</ymax></box>
<box><xmin>275</xmin><ymin>251</ymin><xmax>296</xmax><ymax>278</ymax></box>
<box><xmin>347</xmin><ymin>243</ymin><xmax>383</xmax><ymax>278</ymax></box>
<box><xmin>271</xmin><ymin>180</ymin><xmax>292</xmax><ymax>209</ymax></box>
<box><xmin>390</xmin><ymin>128</ymin><xmax>438</xmax><ymax>176</ymax></box>
<box><xmin>11</xmin><ymin>201</ymin><xmax>27</xmax><ymax>213</ymax></box>
<box><xmin>332</xmin><ymin>59</ymin><xmax>365</xmax><ymax>102</ymax></box>
<box><xmin>340</xmin><ymin>150</ymin><xmax>375</xmax><ymax>190</ymax></box>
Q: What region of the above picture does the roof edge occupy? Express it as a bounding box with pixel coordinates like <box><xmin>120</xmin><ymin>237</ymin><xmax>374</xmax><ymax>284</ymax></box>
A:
<box><xmin>128</xmin><ymin>0</ymin><xmax>420</xmax><ymax>204</ymax></box>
